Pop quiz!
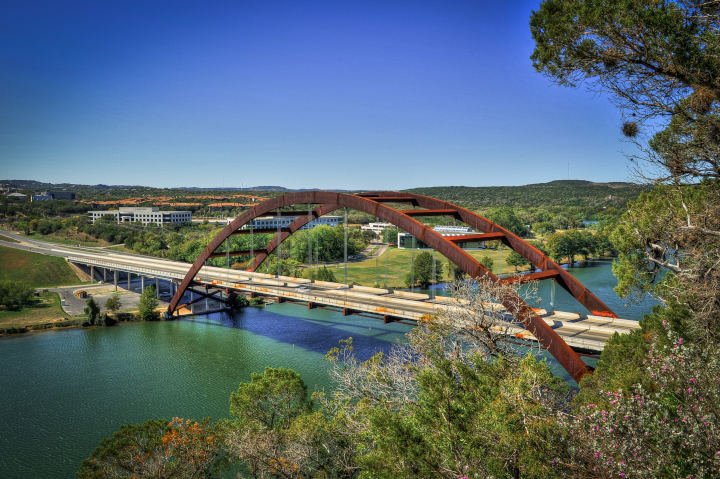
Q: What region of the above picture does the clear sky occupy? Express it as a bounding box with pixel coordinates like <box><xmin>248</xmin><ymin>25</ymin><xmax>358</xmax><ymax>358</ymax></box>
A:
<box><xmin>1</xmin><ymin>0</ymin><xmax>636</xmax><ymax>189</ymax></box>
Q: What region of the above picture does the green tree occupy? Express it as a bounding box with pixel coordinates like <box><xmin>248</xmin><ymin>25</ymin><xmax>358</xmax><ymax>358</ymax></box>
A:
<box><xmin>78</xmin><ymin>418</ymin><xmax>222</xmax><ymax>479</ymax></box>
<box><xmin>0</xmin><ymin>281</ymin><xmax>34</xmax><ymax>311</ymax></box>
<box><xmin>487</xmin><ymin>207</ymin><xmax>527</xmax><ymax>237</ymax></box>
<box><xmin>230</xmin><ymin>367</ymin><xmax>310</xmax><ymax>430</ymax></box>
<box><xmin>84</xmin><ymin>297</ymin><xmax>100</xmax><ymax>325</ymax></box>
<box><xmin>306</xmin><ymin>265</ymin><xmax>337</xmax><ymax>282</ymax></box>
<box><xmin>479</xmin><ymin>254</ymin><xmax>494</xmax><ymax>272</ymax></box>
<box><xmin>104</xmin><ymin>294</ymin><xmax>121</xmax><ymax>313</ymax></box>
<box><xmin>405</xmin><ymin>251</ymin><xmax>442</xmax><ymax>288</ymax></box>
<box><xmin>138</xmin><ymin>285</ymin><xmax>159</xmax><ymax>321</ymax></box>
<box><xmin>506</xmin><ymin>250</ymin><xmax>531</xmax><ymax>272</ymax></box>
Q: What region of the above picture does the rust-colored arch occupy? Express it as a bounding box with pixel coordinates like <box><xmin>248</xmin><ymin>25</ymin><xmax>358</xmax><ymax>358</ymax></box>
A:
<box><xmin>169</xmin><ymin>191</ymin><xmax>616</xmax><ymax>381</ymax></box>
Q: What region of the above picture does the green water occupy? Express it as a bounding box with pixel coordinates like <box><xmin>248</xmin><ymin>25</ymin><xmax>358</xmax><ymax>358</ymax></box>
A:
<box><xmin>0</xmin><ymin>305</ymin><xmax>410</xmax><ymax>479</ymax></box>
<box><xmin>0</xmin><ymin>261</ymin><xmax>655</xmax><ymax>478</ymax></box>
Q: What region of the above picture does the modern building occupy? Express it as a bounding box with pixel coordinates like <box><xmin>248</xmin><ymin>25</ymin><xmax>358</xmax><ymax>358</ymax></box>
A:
<box><xmin>360</xmin><ymin>222</ymin><xmax>393</xmax><ymax>236</ymax></box>
<box><xmin>4</xmin><ymin>192</ymin><xmax>28</xmax><ymax>201</ymax></box>
<box><xmin>397</xmin><ymin>225</ymin><xmax>481</xmax><ymax>249</ymax></box>
<box><xmin>31</xmin><ymin>191</ymin><xmax>76</xmax><ymax>202</ymax></box>
<box><xmin>242</xmin><ymin>215</ymin><xmax>341</xmax><ymax>231</ymax></box>
<box><xmin>88</xmin><ymin>207</ymin><xmax>192</xmax><ymax>226</ymax></box>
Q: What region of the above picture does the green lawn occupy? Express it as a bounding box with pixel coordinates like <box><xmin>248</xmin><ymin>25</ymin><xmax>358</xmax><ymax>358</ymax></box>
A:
<box><xmin>0</xmin><ymin>292</ymin><xmax>74</xmax><ymax>328</ymax></box>
<box><xmin>27</xmin><ymin>233</ymin><xmax>105</xmax><ymax>247</ymax></box>
<box><xmin>306</xmin><ymin>246</ymin><xmax>517</xmax><ymax>288</ymax></box>
<box><xmin>0</xmin><ymin>245</ymin><xmax>83</xmax><ymax>287</ymax></box>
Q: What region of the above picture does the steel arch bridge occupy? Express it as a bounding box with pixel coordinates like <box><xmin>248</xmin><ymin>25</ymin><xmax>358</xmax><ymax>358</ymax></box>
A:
<box><xmin>168</xmin><ymin>191</ymin><xmax>617</xmax><ymax>381</ymax></box>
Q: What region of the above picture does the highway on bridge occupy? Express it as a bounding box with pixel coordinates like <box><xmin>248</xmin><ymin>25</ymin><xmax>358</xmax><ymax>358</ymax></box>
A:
<box><xmin>0</xmin><ymin>230</ymin><xmax>640</xmax><ymax>352</ymax></box>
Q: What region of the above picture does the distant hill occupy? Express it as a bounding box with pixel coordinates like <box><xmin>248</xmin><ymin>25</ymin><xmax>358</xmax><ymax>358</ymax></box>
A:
<box><xmin>405</xmin><ymin>181</ymin><xmax>647</xmax><ymax>210</ymax></box>
<box><xmin>2</xmin><ymin>179</ymin><xmax>647</xmax><ymax>212</ymax></box>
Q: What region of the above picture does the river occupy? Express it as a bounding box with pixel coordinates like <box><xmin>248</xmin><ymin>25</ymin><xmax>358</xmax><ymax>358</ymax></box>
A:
<box><xmin>0</xmin><ymin>260</ymin><xmax>656</xmax><ymax>478</ymax></box>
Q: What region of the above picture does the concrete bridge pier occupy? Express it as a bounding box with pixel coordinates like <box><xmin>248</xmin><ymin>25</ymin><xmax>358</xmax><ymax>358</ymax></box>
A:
<box><xmin>103</xmin><ymin>268</ymin><xmax>107</xmax><ymax>282</ymax></box>
<box><xmin>90</xmin><ymin>265</ymin><xmax>94</xmax><ymax>283</ymax></box>
<box><xmin>127</xmin><ymin>272</ymin><xmax>131</xmax><ymax>291</ymax></box>
<box><xmin>155</xmin><ymin>278</ymin><xmax>159</xmax><ymax>298</ymax></box>
<box><xmin>114</xmin><ymin>270</ymin><xmax>118</xmax><ymax>291</ymax></box>
<box><xmin>141</xmin><ymin>275</ymin><xmax>145</xmax><ymax>293</ymax></box>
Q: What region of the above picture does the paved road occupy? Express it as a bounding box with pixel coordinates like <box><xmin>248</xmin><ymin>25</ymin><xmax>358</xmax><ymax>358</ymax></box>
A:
<box><xmin>0</xmin><ymin>229</ymin><xmax>639</xmax><ymax>351</ymax></box>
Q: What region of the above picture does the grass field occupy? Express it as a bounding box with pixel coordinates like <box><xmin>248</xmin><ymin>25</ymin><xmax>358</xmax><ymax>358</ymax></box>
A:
<box><xmin>307</xmin><ymin>246</ymin><xmax>518</xmax><ymax>288</ymax></box>
<box><xmin>0</xmin><ymin>292</ymin><xmax>73</xmax><ymax>328</ymax></box>
<box><xmin>27</xmin><ymin>232</ymin><xmax>106</xmax><ymax>247</ymax></box>
<box><xmin>0</xmin><ymin>245</ymin><xmax>83</xmax><ymax>287</ymax></box>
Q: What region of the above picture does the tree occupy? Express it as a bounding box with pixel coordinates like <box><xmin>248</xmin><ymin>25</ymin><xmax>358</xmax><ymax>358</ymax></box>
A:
<box><xmin>84</xmin><ymin>297</ymin><xmax>100</xmax><ymax>325</ymax></box>
<box><xmin>479</xmin><ymin>254</ymin><xmax>494</xmax><ymax>272</ymax></box>
<box><xmin>506</xmin><ymin>250</ymin><xmax>531</xmax><ymax>272</ymax></box>
<box><xmin>104</xmin><ymin>294</ymin><xmax>121</xmax><ymax>313</ymax></box>
<box><xmin>326</xmin><ymin>279</ymin><xmax>569</xmax><ymax>479</ymax></box>
<box><xmin>405</xmin><ymin>251</ymin><xmax>443</xmax><ymax>288</ymax></box>
<box><xmin>229</xmin><ymin>367</ymin><xmax>310</xmax><ymax>430</ymax></box>
<box><xmin>306</xmin><ymin>265</ymin><xmax>337</xmax><ymax>282</ymax></box>
<box><xmin>0</xmin><ymin>281</ymin><xmax>34</xmax><ymax>311</ymax></box>
<box><xmin>487</xmin><ymin>207</ymin><xmax>527</xmax><ymax>237</ymax></box>
<box><xmin>77</xmin><ymin>418</ymin><xmax>222</xmax><ymax>479</ymax></box>
<box><xmin>138</xmin><ymin>285</ymin><xmax>159</xmax><ymax>321</ymax></box>
<box><xmin>532</xmin><ymin>3</ymin><xmax>720</xmax><ymax>476</ymax></box>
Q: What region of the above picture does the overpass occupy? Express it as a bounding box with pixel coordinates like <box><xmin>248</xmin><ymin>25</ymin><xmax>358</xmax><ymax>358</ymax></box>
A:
<box><xmin>0</xmin><ymin>230</ymin><xmax>639</xmax><ymax>355</ymax></box>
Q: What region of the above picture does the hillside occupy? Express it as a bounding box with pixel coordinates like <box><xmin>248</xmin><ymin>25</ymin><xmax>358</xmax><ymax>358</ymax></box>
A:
<box><xmin>405</xmin><ymin>180</ymin><xmax>647</xmax><ymax>210</ymax></box>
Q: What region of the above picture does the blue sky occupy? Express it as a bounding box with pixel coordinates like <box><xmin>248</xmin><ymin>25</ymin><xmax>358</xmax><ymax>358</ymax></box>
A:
<box><xmin>1</xmin><ymin>0</ymin><xmax>636</xmax><ymax>189</ymax></box>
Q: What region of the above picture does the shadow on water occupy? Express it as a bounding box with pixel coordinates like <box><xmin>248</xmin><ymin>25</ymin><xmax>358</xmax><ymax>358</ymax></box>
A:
<box><xmin>185</xmin><ymin>302</ymin><xmax>414</xmax><ymax>362</ymax></box>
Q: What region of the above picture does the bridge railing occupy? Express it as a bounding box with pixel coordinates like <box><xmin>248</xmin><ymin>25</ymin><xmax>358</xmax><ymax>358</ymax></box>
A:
<box><xmin>66</xmin><ymin>256</ymin><xmax>187</xmax><ymax>280</ymax></box>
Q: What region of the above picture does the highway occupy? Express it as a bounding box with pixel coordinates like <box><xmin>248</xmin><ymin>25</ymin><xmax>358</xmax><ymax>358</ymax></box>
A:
<box><xmin>0</xmin><ymin>230</ymin><xmax>640</xmax><ymax>351</ymax></box>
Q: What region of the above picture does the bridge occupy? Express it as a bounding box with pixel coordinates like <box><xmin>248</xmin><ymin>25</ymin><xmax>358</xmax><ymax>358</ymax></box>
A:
<box><xmin>1</xmin><ymin>190</ymin><xmax>640</xmax><ymax>381</ymax></box>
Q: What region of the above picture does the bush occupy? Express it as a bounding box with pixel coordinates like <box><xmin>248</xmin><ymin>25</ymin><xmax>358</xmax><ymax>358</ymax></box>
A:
<box><xmin>0</xmin><ymin>281</ymin><xmax>34</xmax><ymax>310</ymax></box>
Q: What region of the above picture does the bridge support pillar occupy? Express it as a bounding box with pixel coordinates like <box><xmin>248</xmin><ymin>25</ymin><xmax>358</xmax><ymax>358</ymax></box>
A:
<box><xmin>248</xmin><ymin>291</ymin><xmax>257</xmax><ymax>298</ymax></box>
<box><xmin>155</xmin><ymin>278</ymin><xmax>159</xmax><ymax>298</ymax></box>
<box><xmin>307</xmin><ymin>302</ymin><xmax>316</xmax><ymax>309</ymax></box>
<box><xmin>276</xmin><ymin>296</ymin><xmax>285</xmax><ymax>303</ymax></box>
<box><xmin>141</xmin><ymin>276</ymin><xmax>145</xmax><ymax>293</ymax></box>
<box><xmin>90</xmin><ymin>265</ymin><xmax>94</xmax><ymax>282</ymax></box>
<box><xmin>103</xmin><ymin>268</ymin><xmax>107</xmax><ymax>282</ymax></box>
<box><xmin>383</xmin><ymin>315</ymin><xmax>395</xmax><ymax>324</ymax></box>
<box><xmin>114</xmin><ymin>270</ymin><xmax>118</xmax><ymax>291</ymax></box>
<box><xmin>342</xmin><ymin>307</ymin><xmax>353</xmax><ymax>316</ymax></box>
<box><xmin>127</xmin><ymin>272</ymin><xmax>131</xmax><ymax>291</ymax></box>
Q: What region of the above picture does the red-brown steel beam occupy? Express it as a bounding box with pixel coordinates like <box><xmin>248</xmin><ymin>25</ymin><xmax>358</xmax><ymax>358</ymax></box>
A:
<box><xmin>231</xmin><ymin>228</ymin><xmax>290</xmax><ymax>235</ymax></box>
<box><xmin>401</xmin><ymin>209</ymin><xmax>461</xmax><ymax>218</ymax></box>
<box><xmin>207</xmin><ymin>249</ymin><xmax>265</xmax><ymax>259</ymax></box>
<box><xmin>168</xmin><ymin>191</ymin><xmax>597</xmax><ymax>381</ymax></box>
<box><xmin>364</xmin><ymin>191</ymin><xmax>617</xmax><ymax>319</ymax></box>
<box><xmin>247</xmin><ymin>203</ymin><xmax>341</xmax><ymax>271</ymax></box>
<box><xmin>447</xmin><ymin>232</ymin><xmax>506</xmax><ymax>243</ymax></box>
<box><xmin>501</xmin><ymin>270</ymin><xmax>561</xmax><ymax>285</ymax></box>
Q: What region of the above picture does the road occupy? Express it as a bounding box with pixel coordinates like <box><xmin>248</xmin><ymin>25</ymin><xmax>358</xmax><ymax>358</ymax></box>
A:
<box><xmin>0</xmin><ymin>229</ymin><xmax>640</xmax><ymax>351</ymax></box>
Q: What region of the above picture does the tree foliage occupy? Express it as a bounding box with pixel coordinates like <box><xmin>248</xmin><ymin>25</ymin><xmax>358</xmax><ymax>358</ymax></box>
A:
<box><xmin>104</xmin><ymin>294</ymin><xmax>121</xmax><ymax>313</ymax></box>
<box><xmin>84</xmin><ymin>297</ymin><xmax>100</xmax><ymax>325</ymax></box>
<box><xmin>77</xmin><ymin>418</ymin><xmax>221</xmax><ymax>479</ymax></box>
<box><xmin>138</xmin><ymin>286</ymin><xmax>159</xmax><ymax>321</ymax></box>
<box><xmin>405</xmin><ymin>251</ymin><xmax>443</xmax><ymax>288</ymax></box>
<box><xmin>0</xmin><ymin>281</ymin><xmax>34</xmax><ymax>311</ymax></box>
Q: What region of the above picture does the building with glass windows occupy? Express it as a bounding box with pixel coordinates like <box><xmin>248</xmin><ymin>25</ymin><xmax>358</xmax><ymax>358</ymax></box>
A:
<box><xmin>88</xmin><ymin>207</ymin><xmax>191</xmax><ymax>226</ymax></box>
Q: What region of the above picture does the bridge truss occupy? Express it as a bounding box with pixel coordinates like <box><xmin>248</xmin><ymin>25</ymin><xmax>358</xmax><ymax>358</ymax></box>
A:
<box><xmin>168</xmin><ymin>191</ymin><xmax>617</xmax><ymax>381</ymax></box>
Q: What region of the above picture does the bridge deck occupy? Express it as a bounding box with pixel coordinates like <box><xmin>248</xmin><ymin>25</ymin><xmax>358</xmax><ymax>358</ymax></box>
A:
<box><xmin>0</xmin><ymin>230</ymin><xmax>640</xmax><ymax>352</ymax></box>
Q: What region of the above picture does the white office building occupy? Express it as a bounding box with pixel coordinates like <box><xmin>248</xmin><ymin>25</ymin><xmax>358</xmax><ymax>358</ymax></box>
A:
<box><xmin>88</xmin><ymin>207</ymin><xmax>192</xmax><ymax>226</ymax></box>
<box><xmin>242</xmin><ymin>215</ymin><xmax>341</xmax><ymax>230</ymax></box>
<box><xmin>397</xmin><ymin>225</ymin><xmax>476</xmax><ymax>249</ymax></box>
<box><xmin>360</xmin><ymin>222</ymin><xmax>393</xmax><ymax>236</ymax></box>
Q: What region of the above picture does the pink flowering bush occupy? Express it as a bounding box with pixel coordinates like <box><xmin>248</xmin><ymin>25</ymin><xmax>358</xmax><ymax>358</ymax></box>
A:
<box><xmin>567</xmin><ymin>325</ymin><xmax>720</xmax><ymax>478</ymax></box>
